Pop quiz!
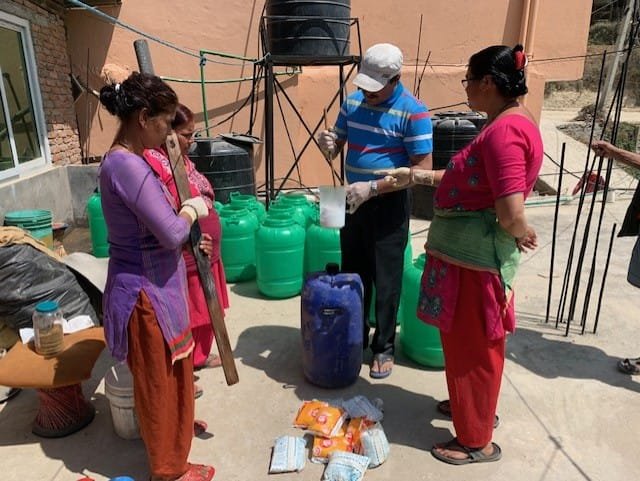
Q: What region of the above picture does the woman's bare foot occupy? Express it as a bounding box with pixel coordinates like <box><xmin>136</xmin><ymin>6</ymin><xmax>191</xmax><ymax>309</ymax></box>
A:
<box><xmin>194</xmin><ymin>354</ymin><xmax>222</xmax><ymax>371</ymax></box>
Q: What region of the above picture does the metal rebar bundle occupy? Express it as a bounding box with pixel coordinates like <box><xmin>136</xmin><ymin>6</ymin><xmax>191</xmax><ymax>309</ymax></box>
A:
<box><xmin>555</xmin><ymin>1</ymin><xmax>639</xmax><ymax>334</ymax></box>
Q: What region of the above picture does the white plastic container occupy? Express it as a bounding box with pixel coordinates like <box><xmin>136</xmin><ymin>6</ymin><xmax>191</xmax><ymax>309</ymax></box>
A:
<box><xmin>319</xmin><ymin>185</ymin><xmax>346</xmax><ymax>228</ymax></box>
<box><xmin>105</xmin><ymin>363</ymin><xmax>140</xmax><ymax>440</ymax></box>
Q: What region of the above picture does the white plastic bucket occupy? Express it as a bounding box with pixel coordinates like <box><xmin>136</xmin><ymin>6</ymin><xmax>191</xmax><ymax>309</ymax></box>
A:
<box><xmin>319</xmin><ymin>185</ymin><xmax>346</xmax><ymax>228</ymax></box>
<box><xmin>105</xmin><ymin>363</ymin><xmax>140</xmax><ymax>440</ymax></box>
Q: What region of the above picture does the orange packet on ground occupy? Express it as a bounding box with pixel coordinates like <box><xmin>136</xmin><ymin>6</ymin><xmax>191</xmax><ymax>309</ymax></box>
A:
<box><xmin>311</xmin><ymin>427</ymin><xmax>354</xmax><ymax>463</ymax></box>
<box><xmin>293</xmin><ymin>400</ymin><xmax>346</xmax><ymax>437</ymax></box>
<box><xmin>344</xmin><ymin>417</ymin><xmax>367</xmax><ymax>453</ymax></box>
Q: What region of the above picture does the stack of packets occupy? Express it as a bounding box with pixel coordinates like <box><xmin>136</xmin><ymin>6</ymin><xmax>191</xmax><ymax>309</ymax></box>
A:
<box><xmin>268</xmin><ymin>395</ymin><xmax>389</xmax><ymax>481</ymax></box>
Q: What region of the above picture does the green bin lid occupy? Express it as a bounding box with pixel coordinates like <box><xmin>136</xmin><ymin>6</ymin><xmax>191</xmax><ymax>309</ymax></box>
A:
<box><xmin>4</xmin><ymin>209</ymin><xmax>52</xmax><ymax>221</ymax></box>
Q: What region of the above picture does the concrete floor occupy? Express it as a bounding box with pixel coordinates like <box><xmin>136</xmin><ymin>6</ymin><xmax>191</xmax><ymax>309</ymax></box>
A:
<box><xmin>2</xmin><ymin>111</ymin><xmax>640</xmax><ymax>480</ymax></box>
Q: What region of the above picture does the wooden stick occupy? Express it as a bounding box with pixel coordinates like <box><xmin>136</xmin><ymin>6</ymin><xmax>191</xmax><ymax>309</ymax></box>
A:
<box><xmin>323</xmin><ymin>108</ymin><xmax>336</xmax><ymax>187</ymax></box>
<box><xmin>133</xmin><ymin>38</ymin><xmax>238</xmax><ymax>385</ymax></box>
<box><xmin>166</xmin><ymin>134</ymin><xmax>239</xmax><ymax>385</ymax></box>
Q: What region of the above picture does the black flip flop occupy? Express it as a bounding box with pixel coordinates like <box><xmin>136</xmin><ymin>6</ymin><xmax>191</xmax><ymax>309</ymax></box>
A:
<box><xmin>431</xmin><ymin>438</ymin><xmax>502</xmax><ymax>465</ymax></box>
<box><xmin>617</xmin><ymin>357</ymin><xmax>640</xmax><ymax>375</ymax></box>
<box><xmin>194</xmin><ymin>384</ymin><xmax>203</xmax><ymax>400</ymax></box>
<box><xmin>436</xmin><ymin>399</ymin><xmax>500</xmax><ymax>429</ymax></box>
<box><xmin>194</xmin><ymin>419</ymin><xmax>208</xmax><ymax>437</ymax></box>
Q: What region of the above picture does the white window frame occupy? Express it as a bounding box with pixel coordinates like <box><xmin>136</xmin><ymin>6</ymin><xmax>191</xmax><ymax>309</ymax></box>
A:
<box><xmin>0</xmin><ymin>10</ymin><xmax>51</xmax><ymax>182</ymax></box>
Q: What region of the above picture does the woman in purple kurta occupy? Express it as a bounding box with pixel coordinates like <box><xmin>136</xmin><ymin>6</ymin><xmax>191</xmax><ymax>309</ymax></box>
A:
<box><xmin>101</xmin><ymin>148</ymin><xmax>194</xmax><ymax>362</ymax></box>
<box><xmin>99</xmin><ymin>72</ymin><xmax>215</xmax><ymax>481</ymax></box>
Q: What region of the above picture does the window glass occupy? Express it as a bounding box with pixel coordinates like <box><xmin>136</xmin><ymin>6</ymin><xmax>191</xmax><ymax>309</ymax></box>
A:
<box><xmin>0</xmin><ymin>77</ymin><xmax>10</xmax><ymax>172</ymax></box>
<box><xmin>0</xmin><ymin>25</ymin><xmax>42</xmax><ymax>170</ymax></box>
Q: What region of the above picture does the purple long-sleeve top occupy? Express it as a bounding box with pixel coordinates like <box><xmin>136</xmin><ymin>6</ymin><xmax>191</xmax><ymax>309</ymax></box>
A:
<box><xmin>99</xmin><ymin>149</ymin><xmax>195</xmax><ymax>363</ymax></box>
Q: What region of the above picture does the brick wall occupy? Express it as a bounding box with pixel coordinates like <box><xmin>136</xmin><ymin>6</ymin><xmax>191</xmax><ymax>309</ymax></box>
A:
<box><xmin>0</xmin><ymin>0</ymin><xmax>81</xmax><ymax>165</ymax></box>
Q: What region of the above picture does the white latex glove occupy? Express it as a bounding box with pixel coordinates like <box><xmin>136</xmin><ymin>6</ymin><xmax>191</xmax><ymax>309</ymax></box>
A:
<box><xmin>373</xmin><ymin>167</ymin><xmax>412</xmax><ymax>188</ymax></box>
<box><xmin>180</xmin><ymin>196</ymin><xmax>209</xmax><ymax>223</ymax></box>
<box><xmin>318</xmin><ymin>129</ymin><xmax>338</xmax><ymax>159</ymax></box>
<box><xmin>346</xmin><ymin>181</ymin><xmax>372</xmax><ymax>214</ymax></box>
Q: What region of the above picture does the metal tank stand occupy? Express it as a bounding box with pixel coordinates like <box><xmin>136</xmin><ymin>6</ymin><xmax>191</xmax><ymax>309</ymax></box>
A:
<box><xmin>254</xmin><ymin>16</ymin><xmax>362</xmax><ymax>207</ymax></box>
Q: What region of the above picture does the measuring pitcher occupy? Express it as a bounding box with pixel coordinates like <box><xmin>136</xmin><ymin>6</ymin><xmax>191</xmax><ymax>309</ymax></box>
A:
<box><xmin>319</xmin><ymin>185</ymin><xmax>346</xmax><ymax>228</ymax></box>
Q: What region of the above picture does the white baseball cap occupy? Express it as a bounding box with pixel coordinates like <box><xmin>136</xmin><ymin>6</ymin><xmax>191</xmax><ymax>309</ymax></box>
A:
<box><xmin>353</xmin><ymin>43</ymin><xmax>403</xmax><ymax>92</ymax></box>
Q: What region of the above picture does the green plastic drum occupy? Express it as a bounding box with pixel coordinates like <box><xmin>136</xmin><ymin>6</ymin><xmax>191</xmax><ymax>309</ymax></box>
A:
<box><xmin>256</xmin><ymin>214</ymin><xmax>305</xmax><ymax>298</ymax></box>
<box><xmin>304</xmin><ymin>221</ymin><xmax>341</xmax><ymax>274</ymax></box>
<box><xmin>229</xmin><ymin>192</ymin><xmax>266</xmax><ymax>222</ymax></box>
<box><xmin>399</xmin><ymin>253</ymin><xmax>444</xmax><ymax>368</ymax></box>
<box><xmin>219</xmin><ymin>205</ymin><xmax>259</xmax><ymax>281</ymax></box>
<box><xmin>266</xmin><ymin>203</ymin><xmax>306</xmax><ymax>228</ymax></box>
<box><xmin>274</xmin><ymin>193</ymin><xmax>315</xmax><ymax>228</ymax></box>
<box><xmin>86</xmin><ymin>192</ymin><xmax>109</xmax><ymax>257</ymax></box>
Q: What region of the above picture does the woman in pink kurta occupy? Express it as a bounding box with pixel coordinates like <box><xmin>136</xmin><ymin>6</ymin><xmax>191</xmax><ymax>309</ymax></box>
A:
<box><xmin>419</xmin><ymin>113</ymin><xmax>543</xmax><ymax>339</ymax></box>
<box><xmin>380</xmin><ymin>45</ymin><xmax>543</xmax><ymax>465</ymax></box>
<box><xmin>144</xmin><ymin>104</ymin><xmax>229</xmax><ymax>377</ymax></box>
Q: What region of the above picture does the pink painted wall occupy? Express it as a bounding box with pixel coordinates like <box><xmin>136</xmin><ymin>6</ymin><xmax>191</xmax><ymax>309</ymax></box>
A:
<box><xmin>65</xmin><ymin>0</ymin><xmax>591</xmax><ymax>187</ymax></box>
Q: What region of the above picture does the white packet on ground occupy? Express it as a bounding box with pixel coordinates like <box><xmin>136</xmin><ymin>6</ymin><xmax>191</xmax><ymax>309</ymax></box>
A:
<box><xmin>269</xmin><ymin>435</ymin><xmax>307</xmax><ymax>473</ymax></box>
<box><xmin>359</xmin><ymin>422</ymin><xmax>390</xmax><ymax>468</ymax></box>
<box><xmin>322</xmin><ymin>451</ymin><xmax>370</xmax><ymax>481</ymax></box>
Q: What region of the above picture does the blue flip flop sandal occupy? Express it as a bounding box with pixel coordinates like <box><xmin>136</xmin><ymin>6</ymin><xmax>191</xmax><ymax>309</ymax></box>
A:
<box><xmin>369</xmin><ymin>353</ymin><xmax>394</xmax><ymax>379</ymax></box>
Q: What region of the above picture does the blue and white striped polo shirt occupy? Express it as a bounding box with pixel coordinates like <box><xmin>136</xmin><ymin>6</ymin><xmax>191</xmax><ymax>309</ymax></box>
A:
<box><xmin>334</xmin><ymin>82</ymin><xmax>433</xmax><ymax>183</ymax></box>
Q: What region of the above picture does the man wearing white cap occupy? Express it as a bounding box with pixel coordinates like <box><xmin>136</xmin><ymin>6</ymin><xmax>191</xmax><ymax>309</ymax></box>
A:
<box><xmin>318</xmin><ymin>43</ymin><xmax>433</xmax><ymax>379</ymax></box>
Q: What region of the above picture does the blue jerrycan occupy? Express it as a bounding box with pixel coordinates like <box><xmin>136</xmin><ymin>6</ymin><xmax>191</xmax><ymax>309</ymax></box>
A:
<box><xmin>301</xmin><ymin>263</ymin><xmax>364</xmax><ymax>388</ymax></box>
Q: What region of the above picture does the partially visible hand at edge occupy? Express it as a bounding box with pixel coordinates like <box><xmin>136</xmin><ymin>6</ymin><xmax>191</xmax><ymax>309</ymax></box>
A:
<box><xmin>516</xmin><ymin>226</ymin><xmax>537</xmax><ymax>253</ymax></box>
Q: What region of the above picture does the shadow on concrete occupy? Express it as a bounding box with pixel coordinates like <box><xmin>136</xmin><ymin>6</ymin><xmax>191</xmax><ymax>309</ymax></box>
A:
<box><xmin>0</xmin><ymin>351</ymin><xmax>149</xmax><ymax>480</ymax></box>
<box><xmin>229</xmin><ymin>280</ymin><xmax>268</xmax><ymax>300</ymax></box>
<box><xmin>507</xmin><ymin>323</ymin><xmax>640</xmax><ymax>395</ymax></box>
<box><xmin>234</xmin><ymin>324</ymin><xmax>451</xmax><ymax>452</ymax></box>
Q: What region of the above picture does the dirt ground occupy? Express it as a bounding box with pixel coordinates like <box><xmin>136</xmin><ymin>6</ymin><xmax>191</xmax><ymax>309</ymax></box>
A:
<box><xmin>543</xmin><ymin>89</ymin><xmax>600</xmax><ymax>111</ymax></box>
<box><xmin>544</xmin><ymin>88</ymin><xmax>640</xmax><ymax>113</ymax></box>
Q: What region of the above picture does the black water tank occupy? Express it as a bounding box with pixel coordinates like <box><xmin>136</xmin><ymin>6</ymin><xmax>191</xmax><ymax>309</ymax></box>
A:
<box><xmin>190</xmin><ymin>135</ymin><xmax>256</xmax><ymax>204</ymax></box>
<box><xmin>265</xmin><ymin>0</ymin><xmax>351</xmax><ymax>61</ymax></box>
<box><xmin>412</xmin><ymin>111</ymin><xmax>487</xmax><ymax>220</ymax></box>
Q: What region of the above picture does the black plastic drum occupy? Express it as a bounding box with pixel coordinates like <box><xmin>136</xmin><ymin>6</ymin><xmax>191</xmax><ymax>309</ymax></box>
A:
<box><xmin>412</xmin><ymin>111</ymin><xmax>487</xmax><ymax>220</ymax></box>
<box><xmin>190</xmin><ymin>136</ymin><xmax>256</xmax><ymax>204</ymax></box>
<box><xmin>265</xmin><ymin>0</ymin><xmax>351</xmax><ymax>61</ymax></box>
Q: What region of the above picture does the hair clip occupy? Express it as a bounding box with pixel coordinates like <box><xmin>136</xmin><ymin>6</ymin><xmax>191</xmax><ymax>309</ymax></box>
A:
<box><xmin>114</xmin><ymin>83</ymin><xmax>121</xmax><ymax>93</ymax></box>
<box><xmin>514</xmin><ymin>50</ymin><xmax>528</xmax><ymax>71</ymax></box>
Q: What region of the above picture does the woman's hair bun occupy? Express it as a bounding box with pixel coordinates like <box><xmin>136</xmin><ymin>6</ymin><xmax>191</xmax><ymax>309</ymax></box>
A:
<box><xmin>99</xmin><ymin>83</ymin><xmax>121</xmax><ymax>116</ymax></box>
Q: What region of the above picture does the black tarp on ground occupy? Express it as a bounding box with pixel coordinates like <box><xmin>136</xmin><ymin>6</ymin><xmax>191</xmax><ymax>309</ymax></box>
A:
<box><xmin>0</xmin><ymin>244</ymin><xmax>97</xmax><ymax>330</ymax></box>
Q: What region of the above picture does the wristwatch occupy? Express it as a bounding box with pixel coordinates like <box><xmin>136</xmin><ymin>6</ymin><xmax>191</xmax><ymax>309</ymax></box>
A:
<box><xmin>369</xmin><ymin>180</ymin><xmax>379</xmax><ymax>197</ymax></box>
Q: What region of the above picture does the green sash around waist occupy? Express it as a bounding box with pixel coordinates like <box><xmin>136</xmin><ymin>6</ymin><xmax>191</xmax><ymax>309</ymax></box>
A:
<box><xmin>426</xmin><ymin>208</ymin><xmax>521</xmax><ymax>295</ymax></box>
